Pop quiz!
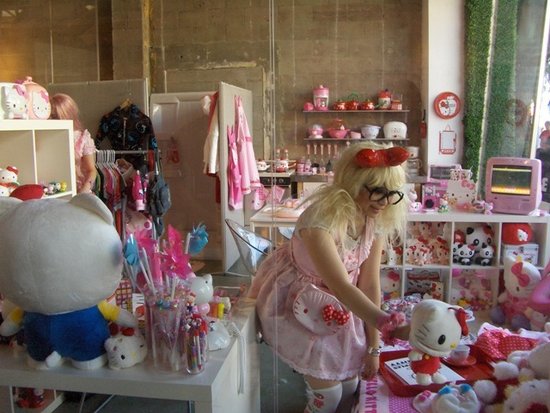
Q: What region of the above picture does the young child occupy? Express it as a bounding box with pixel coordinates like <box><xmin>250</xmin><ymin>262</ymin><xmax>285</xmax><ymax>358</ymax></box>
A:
<box><xmin>49</xmin><ymin>93</ymin><xmax>97</xmax><ymax>193</ymax></box>
<box><xmin>249</xmin><ymin>141</ymin><xmax>411</xmax><ymax>413</ymax></box>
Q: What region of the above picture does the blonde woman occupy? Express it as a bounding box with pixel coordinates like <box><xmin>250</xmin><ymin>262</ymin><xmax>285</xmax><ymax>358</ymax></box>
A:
<box><xmin>50</xmin><ymin>93</ymin><xmax>96</xmax><ymax>194</ymax></box>
<box><xmin>249</xmin><ymin>141</ymin><xmax>411</xmax><ymax>413</ymax></box>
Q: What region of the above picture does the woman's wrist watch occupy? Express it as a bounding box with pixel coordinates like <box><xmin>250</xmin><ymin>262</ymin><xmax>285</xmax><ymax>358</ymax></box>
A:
<box><xmin>367</xmin><ymin>346</ymin><xmax>381</xmax><ymax>356</ymax></box>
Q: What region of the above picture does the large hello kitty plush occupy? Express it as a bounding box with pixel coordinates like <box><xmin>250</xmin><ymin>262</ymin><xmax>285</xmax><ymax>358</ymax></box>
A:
<box><xmin>408</xmin><ymin>299</ymin><xmax>469</xmax><ymax>385</ymax></box>
<box><xmin>0</xmin><ymin>193</ymin><xmax>137</xmax><ymax>369</ymax></box>
<box><xmin>490</xmin><ymin>255</ymin><xmax>543</xmax><ymax>330</ymax></box>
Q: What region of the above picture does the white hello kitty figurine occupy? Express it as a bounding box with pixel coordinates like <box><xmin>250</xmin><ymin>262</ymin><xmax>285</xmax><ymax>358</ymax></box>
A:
<box><xmin>2</xmin><ymin>84</ymin><xmax>28</xmax><ymax>119</ymax></box>
<box><xmin>408</xmin><ymin>299</ymin><xmax>469</xmax><ymax>385</ymax></box>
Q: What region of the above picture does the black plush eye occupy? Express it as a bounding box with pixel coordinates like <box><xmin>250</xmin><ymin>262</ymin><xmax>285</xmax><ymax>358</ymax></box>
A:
<box><xmin>438</xmin><ymin>335</ymin><xmax>446</xmax><ymax>345</ymax></box>
<box><xmin>120</xmin><ymin>355</ymin><xmax>126</xmax><ymax>360</ymax></box>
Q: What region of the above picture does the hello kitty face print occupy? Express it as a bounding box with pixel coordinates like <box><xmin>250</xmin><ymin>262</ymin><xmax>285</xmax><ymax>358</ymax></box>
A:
<box><xmin>30</xmin><ymin>90</ymin><xmax>51</xmax><ymax>119</ymax></box>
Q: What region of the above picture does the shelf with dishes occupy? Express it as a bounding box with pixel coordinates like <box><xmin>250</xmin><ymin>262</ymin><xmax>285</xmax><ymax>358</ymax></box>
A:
<box><xmin>303</xmin><ymin>109</ymin><xmax>410</xmax><ymax>114</ymax></box>
<box><xmin>303</xmin><ymin>137</ymin><xmax>409</xmax><ymax>142</ymax></box>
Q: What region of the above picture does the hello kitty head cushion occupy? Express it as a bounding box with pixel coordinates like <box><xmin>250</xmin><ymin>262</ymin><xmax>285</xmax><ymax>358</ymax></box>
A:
<box><xmin>17</xmin><ymin>76</ymin><xmax>50</xmax><ymax>120</ymax></box>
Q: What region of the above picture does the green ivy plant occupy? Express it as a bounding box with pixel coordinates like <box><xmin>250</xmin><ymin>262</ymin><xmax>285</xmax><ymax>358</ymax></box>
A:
<box><xmin>464</xmin><ymin>0</ymin><xmax>493</xmax><ymax>181</ymax></box>
<box><xmin>464</xmin><ymin>0</ymin><xmax>518</xmax><ymax>188</ymax></box>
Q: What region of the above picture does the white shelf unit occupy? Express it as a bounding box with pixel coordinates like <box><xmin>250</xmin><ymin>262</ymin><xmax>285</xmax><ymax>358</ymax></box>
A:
<box><xmin>0</xmin><ymin>120</ymin><xmax>76</xmax><ymax>198</ymax></box>
<box><xmin>383</xmin><ymin>211</ymin><xmax>550</xmax><ymax>303</ymax></box>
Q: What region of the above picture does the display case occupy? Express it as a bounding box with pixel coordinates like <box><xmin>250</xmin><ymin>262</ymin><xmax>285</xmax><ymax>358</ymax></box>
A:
<box><xmin>381</xmin><ymin>211</ymin><xmax>550</xmax><ymax>305</ymax></box>
<box><xmin>0</xmin><ymin>120</ymin><xmax>76</xmax><ymax>198</ymax></box>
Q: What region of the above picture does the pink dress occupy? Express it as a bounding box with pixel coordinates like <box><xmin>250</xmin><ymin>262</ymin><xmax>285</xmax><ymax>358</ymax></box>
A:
<box><xmin>74</xmin><ymin>129</ymin><xmax>96</xmax><ymax>193</ymax></box>
<box><xmin>249</xmin><ymin>208</ymin><xmax>376</xmax><ymax>380</ymax></box>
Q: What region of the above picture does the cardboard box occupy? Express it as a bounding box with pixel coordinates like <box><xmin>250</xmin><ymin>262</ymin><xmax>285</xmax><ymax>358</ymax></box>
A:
<box><xmin>501</xmin><ymin>243</ymin><xmax>539</xmax><ymax>266</ymax></box>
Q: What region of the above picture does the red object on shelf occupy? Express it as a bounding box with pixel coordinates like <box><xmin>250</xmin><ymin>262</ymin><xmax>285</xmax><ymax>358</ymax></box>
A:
<box><xmin>379</xmin><ymin>349</ymin><xmax>493</xmax><ymax>397</ymax></box>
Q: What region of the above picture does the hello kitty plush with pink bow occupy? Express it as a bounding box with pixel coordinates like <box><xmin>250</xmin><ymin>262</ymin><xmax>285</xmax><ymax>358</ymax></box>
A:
<box><xmin>490</xmin><ymin>255</ymin><xmax>543</xmax><ymax>330</ymax></box>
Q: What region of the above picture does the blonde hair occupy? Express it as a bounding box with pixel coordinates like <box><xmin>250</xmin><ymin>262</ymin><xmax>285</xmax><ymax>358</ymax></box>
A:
<box><xmin>49</xmin><ymin>93</ymin><xmax>83</xmax><ymax>131</ymax></box>
<box><xmin>304</xmin><ymin>141</ymin><xmax>408</xmax><ymax>244</ymax></box>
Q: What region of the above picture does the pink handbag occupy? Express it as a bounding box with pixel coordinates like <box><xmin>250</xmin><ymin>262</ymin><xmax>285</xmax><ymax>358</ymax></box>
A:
<box><xmin>292</xmin><ymin>284</ymin><xmax>350</xmax><ymax>336</ymax></box>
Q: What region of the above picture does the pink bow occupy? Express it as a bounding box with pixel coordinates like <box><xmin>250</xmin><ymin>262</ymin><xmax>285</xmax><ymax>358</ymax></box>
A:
<box><xmin>322</xmin><ymin>305</ymin><xmax>350</xmax><ymax>326</ymax></box>
<box><xmin>511</xmin><ymin>262</ymin><xmax>530</xmax><ymax>287</ymax></box>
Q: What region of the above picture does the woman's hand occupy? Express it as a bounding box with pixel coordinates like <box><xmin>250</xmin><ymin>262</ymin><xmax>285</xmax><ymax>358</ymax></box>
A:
<box><xmin>361</xmin><ymin>353</ymin><xmax>380</xmax><ymax>380</ymax></box>
<box><xmin>391</xmin><ymin>323</ymin><xmax>411</xmax><ymax>341</ymax></box>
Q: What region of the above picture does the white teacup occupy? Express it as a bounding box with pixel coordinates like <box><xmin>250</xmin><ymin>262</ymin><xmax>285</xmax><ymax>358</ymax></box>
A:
<box><xmin>450</xmin><ymin>344</ymin><xmax>470</xmax><ymax>363</ymax></box>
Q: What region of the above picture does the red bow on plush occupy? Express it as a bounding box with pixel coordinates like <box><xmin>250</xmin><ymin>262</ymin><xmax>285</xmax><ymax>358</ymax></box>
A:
<box><xmin>355</xmin><ymin>147</ymin><xmax>409</xmax><ymax>168</ymax></box>
<box><xmin>322</xmin><ymin>305</ymin><xmax>350</xmax><ymax>326</ymax></box>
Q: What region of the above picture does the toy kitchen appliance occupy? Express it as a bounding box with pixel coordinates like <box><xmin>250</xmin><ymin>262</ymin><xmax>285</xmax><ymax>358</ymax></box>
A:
<box><xmin>313</xmin><ymin>85</ymin><xmax>329</xmax><ymax>111</ymax></box>
<box><xmin>383</xmin><ymin>121</ymin><xmax>407</xmax><ymax>139</ymax></box>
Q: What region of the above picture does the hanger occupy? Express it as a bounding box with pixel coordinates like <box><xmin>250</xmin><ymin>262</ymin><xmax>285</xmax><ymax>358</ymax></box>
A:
<box><xmin>119</xmin><ymin>98</ymin><xmax>132</xmax><ymax>109</ymax></box>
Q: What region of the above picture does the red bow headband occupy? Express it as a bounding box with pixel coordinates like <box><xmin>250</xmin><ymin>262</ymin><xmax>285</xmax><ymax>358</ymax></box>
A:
<box><xmin>355</xmin><ymin>147</ymin><xmax>409</xmax><ymax>168</ymax></box>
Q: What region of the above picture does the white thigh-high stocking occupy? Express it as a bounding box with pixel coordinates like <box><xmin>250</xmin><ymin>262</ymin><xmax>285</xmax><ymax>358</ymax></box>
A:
<box><xmin>336</xmin><ymin>376</ymin><xmax>359</xmax><ymax>412</ymax></box>
<box><xmin>304</xmin><ymin>382</ymin><xmax>342</xmax><ymax>413</ymax></box>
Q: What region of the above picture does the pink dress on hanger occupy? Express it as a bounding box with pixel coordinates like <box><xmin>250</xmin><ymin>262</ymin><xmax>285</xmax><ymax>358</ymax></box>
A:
<box><xmin>74</xmin><ymin>129</ymin><xmax>96</xmax><ymax>193</ymax></box>
<box><xmin>227</xmin><ymin>125</ymin><xmax>243</xmax><ymax>209</ymax></box>
<box><xmin>249</xmin><ymin>208</ymin><xmax>377</xmax><ymax>381</ymax></box>
<box><xmin>234</xmin><ymin>95</ymin><xmax>260</xmax><ymax>196</ymax></box>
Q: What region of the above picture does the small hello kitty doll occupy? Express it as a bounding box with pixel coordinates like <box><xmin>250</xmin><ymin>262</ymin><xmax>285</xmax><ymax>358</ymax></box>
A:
<box><xmin>408</xmin><ymin>299</ymin><xmax>469</xmax><ymax>385</ymax></box>
<box><xmin>381</xmin><ymin>270</ymin><xmax>401</xmax><ymax>301</ymax></box>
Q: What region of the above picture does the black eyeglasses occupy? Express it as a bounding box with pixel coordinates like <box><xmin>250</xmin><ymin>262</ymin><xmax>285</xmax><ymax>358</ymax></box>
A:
<box><xmin>364</xmin><ymin>186</ymin><xmax>404</xmax><ymax>205</ymax></box>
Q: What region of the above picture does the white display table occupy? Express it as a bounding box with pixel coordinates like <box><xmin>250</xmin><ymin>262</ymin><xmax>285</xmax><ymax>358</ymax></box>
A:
<box><xmin>0</xmin><ymin>298</ymin><xmax>260</xmax><ymax>413</ymax></box>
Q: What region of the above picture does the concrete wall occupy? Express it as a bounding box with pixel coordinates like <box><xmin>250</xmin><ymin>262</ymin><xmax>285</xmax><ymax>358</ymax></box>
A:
<box><xmin>0</xmin><ymin>0</ymin><xmax>423</xmax><ymax>161</ymax></box>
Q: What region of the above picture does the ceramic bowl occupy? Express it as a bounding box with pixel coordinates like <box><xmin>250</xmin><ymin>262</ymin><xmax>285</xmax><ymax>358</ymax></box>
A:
<box><xmin>361</xmin><ymin>125</ymin><xmax>381</xmax><ymax>139</ymax></box>
<box><xmin>327</xmin><ymin>128</ymin><xmax>349</xmax><ymax>139</ymax></box>
<box><xmin>349</xmin><ymin>131</ymin><xmax>362</xmax><ymax>140</ymax></box>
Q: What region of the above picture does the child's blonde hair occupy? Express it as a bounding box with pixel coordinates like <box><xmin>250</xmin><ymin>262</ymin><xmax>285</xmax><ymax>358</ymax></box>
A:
<box><xmin>304</xmin><ymin>141</ymin><xmax>408</xmax><ymax>245</ymax></box>
<box><xmin>49</xmin><ymin>93</ymin><xmax>83</xmax><ymax>131</ymax></box>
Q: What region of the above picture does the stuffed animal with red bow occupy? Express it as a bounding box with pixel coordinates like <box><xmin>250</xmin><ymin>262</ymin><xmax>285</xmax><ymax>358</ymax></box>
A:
<box><xmin>408</xmin><ymin>299</ymin><xmax>469</xmax><ymax>385</ymax></box>
<box><xmin>490</xmin><ymin>255</ymin><xmax>544</xmax><ymax>331</ymax></box>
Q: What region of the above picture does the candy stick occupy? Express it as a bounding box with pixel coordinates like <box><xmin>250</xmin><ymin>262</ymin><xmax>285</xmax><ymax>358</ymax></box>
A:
<box><xmin>139</xmin><ymin>259</ymin><xmax>156</xmax><ymax>295</ymax></box>
<box><xmin>184</xmin><ymin>232</ymin><xmax>192</xmax><ymax>255</ymax></box>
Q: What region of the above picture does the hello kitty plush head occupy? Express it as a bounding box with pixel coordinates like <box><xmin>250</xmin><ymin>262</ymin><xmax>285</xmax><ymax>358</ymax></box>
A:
<box><xmin>187</xmin><ymin>273</ymin><xmax>213</xmax><ymax>315</ymax></box>
<box><xmin>502</xmin><ymin>255</ymin><xmax>541</xmax><ymax>299</ymax></box>
<box><xmin>104</xmin><ymin>325</ymin><xmax>147</xmax><ymax>369</ymax></box>
<box><xmin>0</xmin><ymin>166</ymin><xmax>19</xmax><ymax>195</ymax></box>
<box><xmin>409</xmin><ymin>299</ymin><xmax>469</xmax><ymax>357</ymax></box>
<box><xmin>490</xmin><ymin>255</ymin><xmax>543</xmax><ymax>330</ymax></box>
<box><xmin>408</xmin><ymin>299</ymin><xmax>469</xmax><ymax>385</ymax></box>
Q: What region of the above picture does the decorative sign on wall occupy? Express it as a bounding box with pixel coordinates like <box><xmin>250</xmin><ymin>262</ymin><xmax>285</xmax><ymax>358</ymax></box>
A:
<box><xmin>434</xmin><ymin>92</ymin><xmax>461</xmax><ymax>119</ymax></box>
<box><xmin>439</xmin><ymin>125</ymin><xmax>457</xmax><ymax>155</ymax></box>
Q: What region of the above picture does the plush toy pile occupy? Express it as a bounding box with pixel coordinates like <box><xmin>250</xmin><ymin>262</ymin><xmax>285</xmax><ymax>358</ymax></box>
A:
<box><xmin>472</xmin><ymin>325</ymin><xmax>550</xmax><ymax>413</ymax></box>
